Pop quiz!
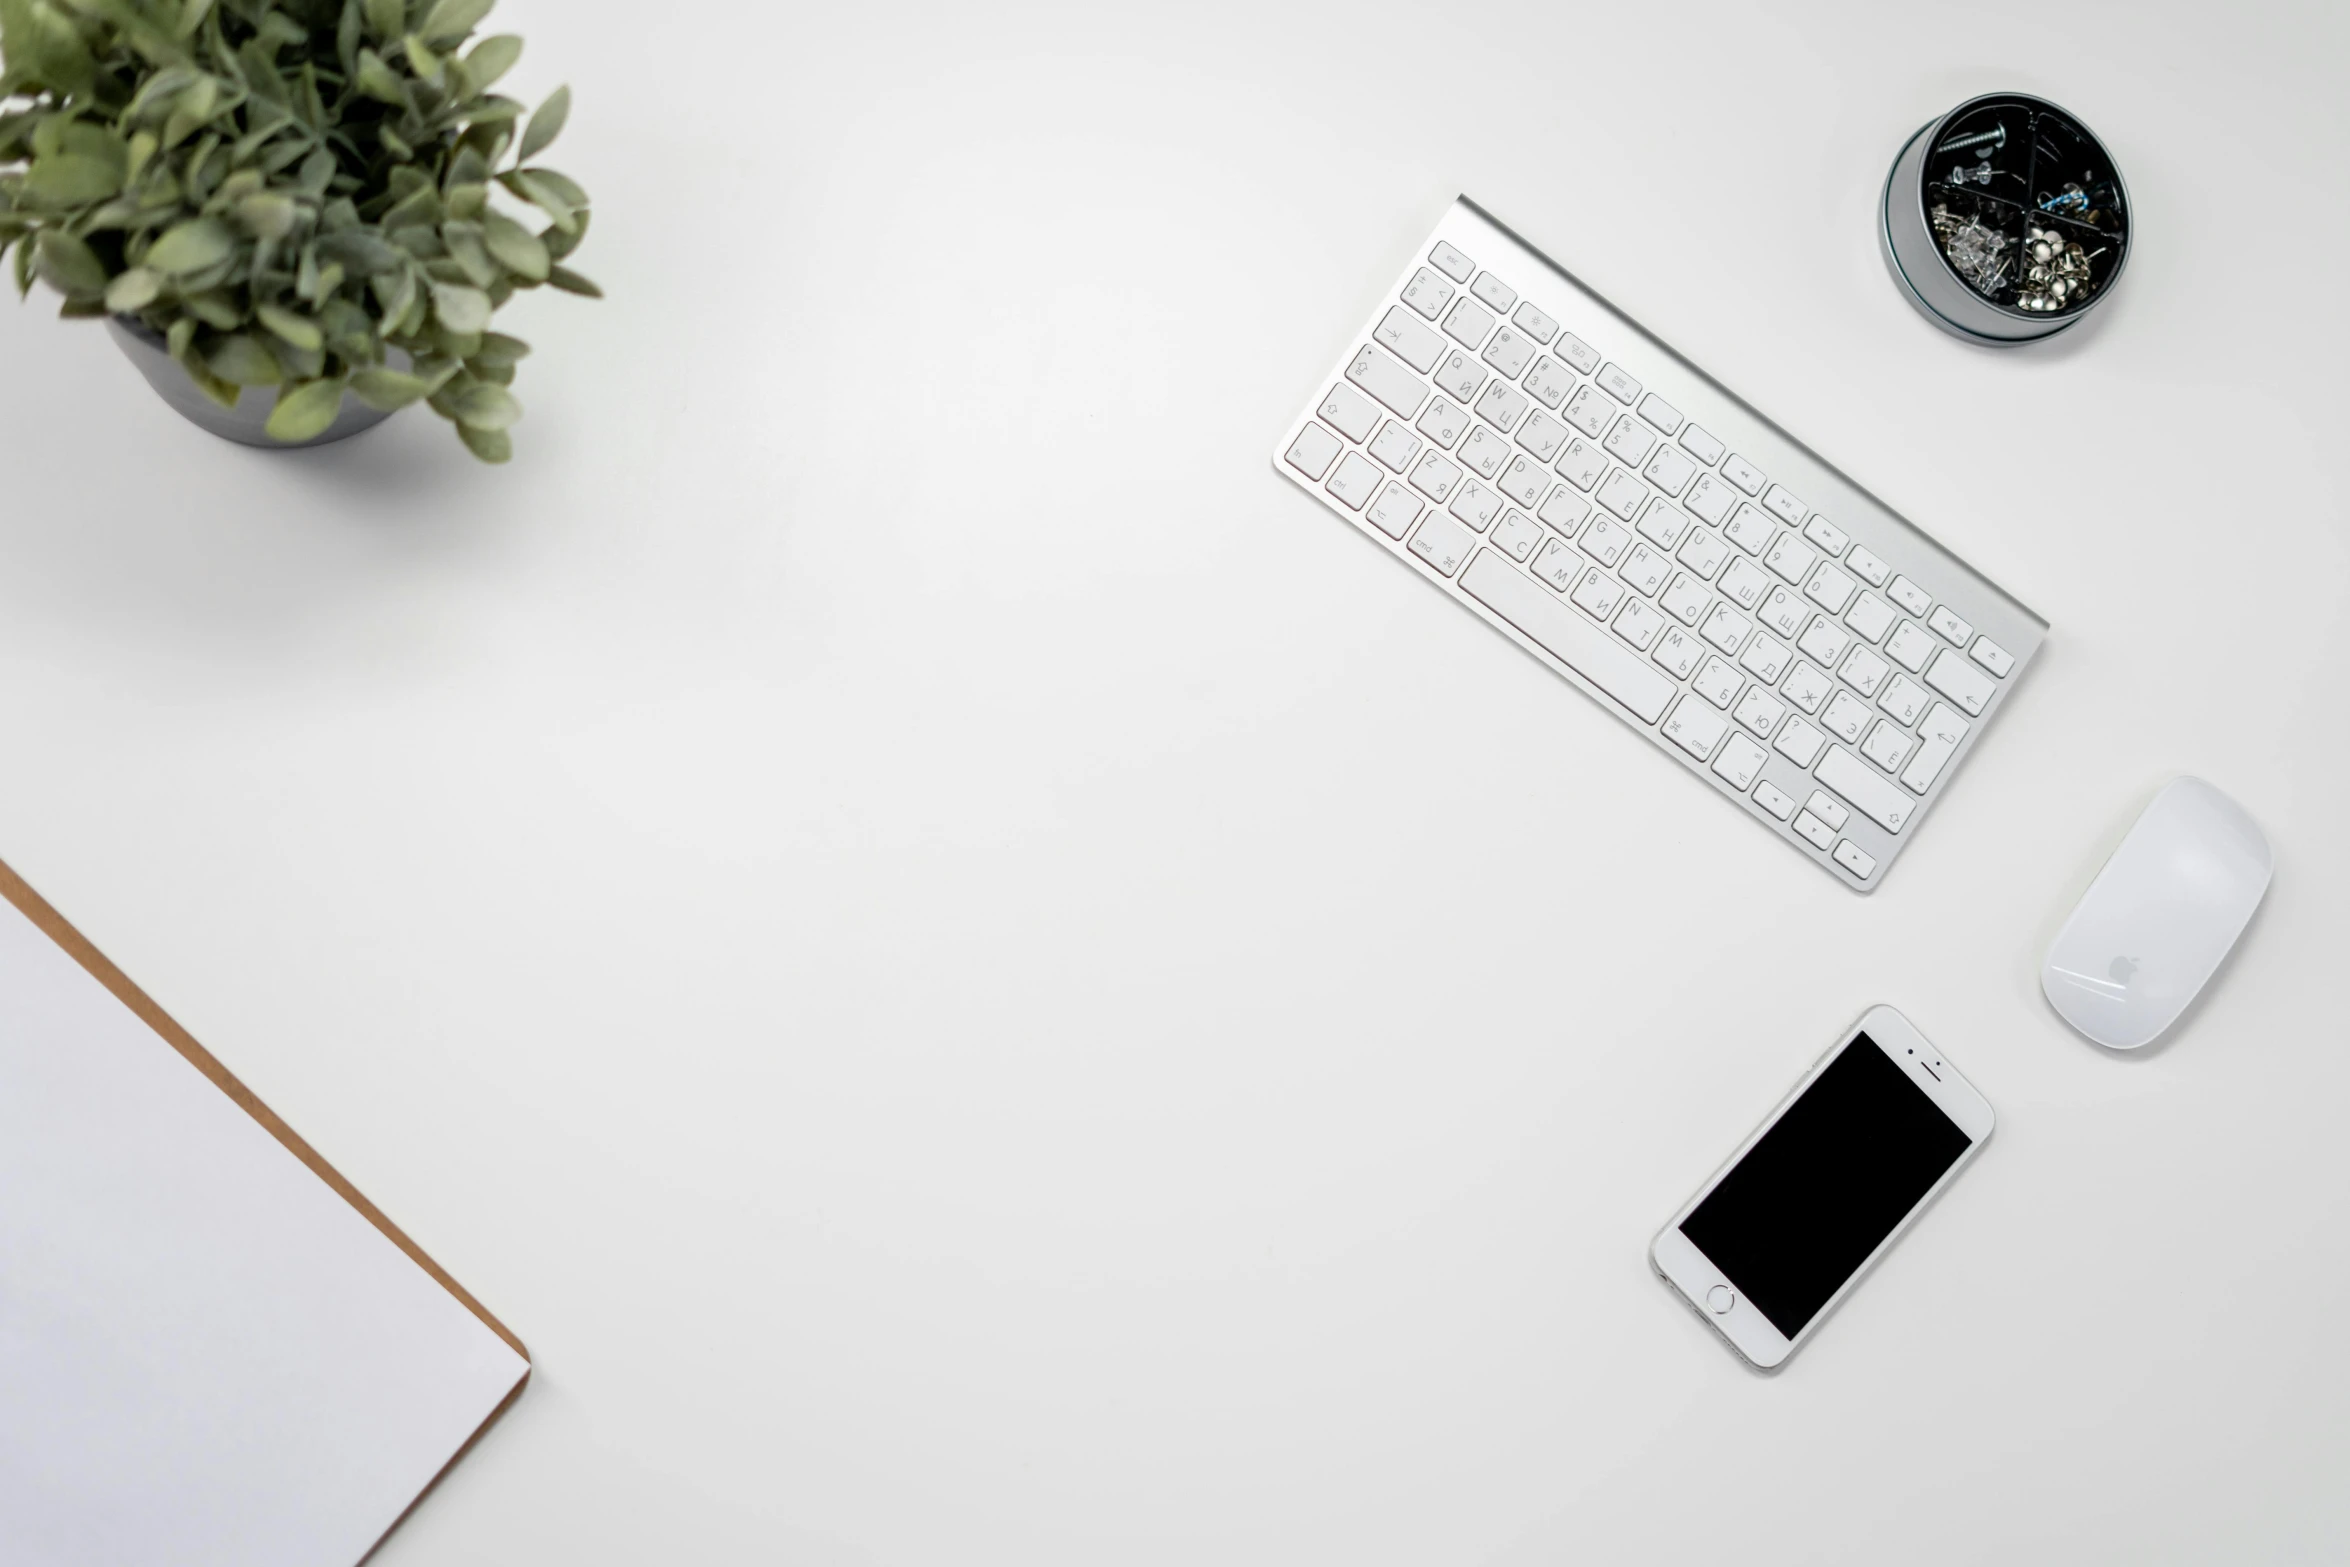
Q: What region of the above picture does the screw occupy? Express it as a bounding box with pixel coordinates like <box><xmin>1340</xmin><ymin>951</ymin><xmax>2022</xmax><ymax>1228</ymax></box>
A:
<box><xmin>1935</xmin><ymin>124</ymin><xmax>2007</xmax><ymax>157</ymax></box>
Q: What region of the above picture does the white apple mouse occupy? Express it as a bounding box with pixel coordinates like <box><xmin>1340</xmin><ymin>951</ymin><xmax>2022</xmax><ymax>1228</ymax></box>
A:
<box><xmin>2042</xmin><ymin>777</ymin><xmax>2272</xmax><ymax>1050</ymax></box>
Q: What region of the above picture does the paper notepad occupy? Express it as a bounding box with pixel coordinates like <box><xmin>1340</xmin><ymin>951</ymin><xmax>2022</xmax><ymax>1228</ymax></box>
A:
<box><xmin>0</xmin><ymin>864</ymin><xmax>528</xmax><ymax>1566</ymax></box>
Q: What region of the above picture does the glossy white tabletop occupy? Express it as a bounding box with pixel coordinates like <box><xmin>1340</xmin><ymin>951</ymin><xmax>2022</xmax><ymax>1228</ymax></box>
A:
<box><xmin>2</xmin><ymin>2</ymin><xmax>2344</xmax><ymax>1562</ymax></box>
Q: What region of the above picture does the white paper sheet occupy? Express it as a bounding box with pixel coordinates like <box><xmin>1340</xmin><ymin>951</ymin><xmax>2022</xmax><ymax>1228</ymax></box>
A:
<box><xmin>0</xmin><ymin>894</ymin><xmax>528</xmax><ymax>1567</ymax></box>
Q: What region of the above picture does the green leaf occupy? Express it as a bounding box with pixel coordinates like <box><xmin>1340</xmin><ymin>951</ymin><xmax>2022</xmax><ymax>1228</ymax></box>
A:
<box><xmin>315</xmin><ymin>229</ymin><xmax>402</xmax><ymax>274</ymax></box>
<box><xmin>440</xmin><ymin>220</ymin><xmax>496</xmax><ymax>287</ymax></box>
<box><xmin>207</xmin><ymin>333</ymin><xmax>284</xmax><ymax>385</ymax></box>
<box><xmin>25</xmin><ymin>153</ymin><xmax>124</xmax><ymax>204</ymax></box>
<box><xmin>429</xmin><ymin>279</ymin><xmax>490</xmax><ymax>332</ymax></box>
<box><xmin>455</xmin><ymin>420</ymin><xmax>511</xmax><ymax>463</ymax></box>
<box><xmin>363</xmin><ymin>0</ymin><xmax>405</xmax><ymax>39</ymax></box>
<box><xmin>544</xmin><ymin>205</ymin><xmax>589</xmax><ymax>261</ymax></box>
<box><xmin>445</xmin><ymin>379</ymin><xmax>519</xmax><ymax>430</ymax></box>
<box><xmin>355</xmin><ymin>47</ymin><xmax>406</xmax><ymax>104</ymax></box>
<box><xmin>178</xmin><ymin>0</ymin><xmax>219</xmax><ymax>39</ymax></box>
<box><xmin>33</xmin><ymin>230</ymin><xmax>106</xmax><ymax>297</ymax></box>
<box><xmin>236</xmin><ymin>190</ymin><xmax>302</xmax><ymax>239</ymax></box>
<box><xmin>500</xmin><ymin>168</ymin><xmax>573</xmax><ymax>232</ymax></box>
<box><xmin>480</xmin><ymin>210</ymin><xmax>546</xmax><ymax>280</ymax></box>
<box><xmin>161</xmin><ymin>76</ymin><xmax>220</xmax><ymax>149</ymax></box>
<box><xmin>517</xmin><ymin>84</ymin><xmax>569</xmax><ymax>162</ymax></box>
<box><xmin>256</xmin><ymin>302</ymin><xmax>323</xmax><ymax>351</ymax></box>
<box><xmin>266</xmin><ymin>377</ymin><xmax>350</xmax><ymax>442</ymax></box>
<box><xmin>105</xmin><ymin>266</ymin><xmax>164</xmax><ymax>313</ymax></box>
<box><xmin>145</xmin><ymin>216</ymin><xmax>236</xmax><ymax>275</ymax></box>
<box><xmin>546</xmin><ymin>264</ymin><xmax>600</xmax><ymax>298</ymax></box>
<box><xmin>417</xmin><ymin>0</ymin><xmax>491</xmax><ymax>41</ymax></box>
<box><xmin>461</xmin><ymin>33</ymin><xmax>521</xmax><ymax>91</ymax></box>
<box><xmin>470</xmin><ymin>329</ymin><xmax>529</xmax><ymax>369</ymax></box>
<box><xmin>349</xmin><ymin>365</ymin><xmax>431</xmax><ymax>409</ymax></box>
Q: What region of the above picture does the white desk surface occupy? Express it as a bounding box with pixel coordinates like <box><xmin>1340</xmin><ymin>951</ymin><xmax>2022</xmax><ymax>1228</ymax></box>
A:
<box><xmin>3</xmin><ymin>1</ymin><xmax>2344</xmax><ymax>1561</ymax></box>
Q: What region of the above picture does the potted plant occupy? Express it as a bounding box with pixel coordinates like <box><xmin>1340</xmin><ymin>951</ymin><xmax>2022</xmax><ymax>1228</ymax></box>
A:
<box><xmin>0</xmin><ymin>0</ymin><xmax>595</xmax><ymax>459</ymax></box>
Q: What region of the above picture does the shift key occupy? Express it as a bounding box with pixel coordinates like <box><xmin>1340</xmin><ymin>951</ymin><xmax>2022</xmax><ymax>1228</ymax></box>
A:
<box><xmin>1815</xmin><ymin>744</ymin><xmax>1917</xmax><ymax>833</ymax></box>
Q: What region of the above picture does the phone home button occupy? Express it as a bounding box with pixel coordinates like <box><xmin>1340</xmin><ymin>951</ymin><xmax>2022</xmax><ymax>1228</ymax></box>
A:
<box><xmin>1706</xmin><ymin>1285</ymin><xmax>1736</xmax><ymax>1315</ymax></box>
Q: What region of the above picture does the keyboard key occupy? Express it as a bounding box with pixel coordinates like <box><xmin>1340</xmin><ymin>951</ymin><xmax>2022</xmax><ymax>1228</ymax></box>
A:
<box><xmin>1612</xmin><ymin>597</ymin><xmax>1664</xmax><ymax>650</ymax></box>
<box><xmin>1802</xmin><ymin>514</ymin><xmax>1850</xmax><ymax>557</ymax></box>
<box><xmin>1580</xmin><ymin>515</ymin><xmax>1631</xmax><ymax>565</ymax></box>
<box><xmin>1553</xmin><ymin>331</ymin><xmax>1601</xmax><ymax>374</ymax></box>
<box><xmin>1663</xmin><ymin>695</ymin><xmax>1728</xmax><ymax>760</ymax></box>
<box><xmin>1815</xmin><ymin>745</ymin><xmax>1917</xmax><ymax>833</ymax></box>
<box><xmin>1448</xmin><ymin>480</ymin><xmax>1500</xmax><ymax>531</ymax></box>
<box><xmin>1679</xmin><ymin>424</ymin><xmax>1726</xmax><ymax>465</ymax></box>
<box><xmin>1861</xmin><ymin>719</ymin><xmax>1914</xmax><ymax>773</ymax></box>
<box><xmin>1434</xmin><ymin>349</ymin><xmax>1487</xmax><ymax>404</ymax></box>
<box><xmin>1803</xmin><ymin>563</ymin><xmax>1858</xmax><ymax>615</ymax></box>
<box><xmin>1474</xmin><ymin>381</ymin><xmax>1530</xmax><ymax>433</ymax></box>
<box><xmin>1524</xmin><ymin>356</ymin><xmax>1575</xmax><ymax>409</ymax></box>
<box><xmin>1491</xmin><ymin>508</ymin><xmax>1541</xmax><ymax>562</ymax></box>
<box><xmin>1318</xmin><ymin>385</ymin><xmax>1379</xmax><ymax>443</ymax></box>
<box><xmin>1443</xmin><ymin>297</ymin><xmax>1496</xmax><ymax>349</ymax></box>
<box><xmin>1832</xmin><ymin>839</ymin><xmax>1877</xmax><ymax>879</ymax></box>
<box><xmin>1284</xmin><ymin>423</ymin><xmax>1340</xmax><ymax>480</ymax></box>
<box><xmin>1366</xmin><ymin>482</ymin><xmax>1421</xmax><ymax>539</ymax></box>
<box><xmin>1482</xmin><ymin>325</ymin><xmax>1535</xmax><ymax>379</ymax></box>
<box><xmin>1408</xmin><ymin>514</ymin><xmax>1472</xmax><ymax>577</ymax></box>
<box><xmin>1734</xmin><ymin>686</ymin><xmax>1787</xmax><ymax>738</ymax></box>
<box><xmin>1512</xmin><ymin>300</ymin><xmax>1558</xmax><ymax>342</ymax></box>
<box><xmin>1620</xmin><ymin>542</ymin><xmax>1671</xmax><ymax>597</ymax></box>
<box><xmin>1700</xmin><ymin>603</ymin><xmax>1752</xmax><ymax>653</ymax></box>
<box><xmin>1792</xmin><ymin>811</ymin><xmax>1836</xmax><ymax>851</ymax></box>
<box><xmin>1515</xmin><ymin>410</ymin><xmax>1568</xmax><ymax>464</ymax></box>
<box><xmin>1637</xmin><ymin>499</ymin><xmax>1690</xmax><ymax>551</ymax></box>
<box><xmin>1923</xmin><ymin>648</ymin><xmax>1997</xmax><ymax>717</ymax></box>
<box><xmin>1603</xmin><ymin>416</ymin><xmax>1657</xmax><ymax>467</ymax></box>
<box><xmin>1346</xmin><ymin>345</ymin><xmax>1430</xmax><ymax>419</ymax></box>
<box><xmin>1429</xmin><ymin>241</ymin><xmax>1475</xmax><ymax>283</ymax></box>
<box><xmin>1532</xmin><ymin>537</ymin><xmax>1580</xmax><ymax>590</ymax></box>
<box><xmin>1457</xmin><ymin>552</ymin><xmax>1682</xmax><ymax>723</ymax></box>
<box><xmin>1887</xmin><ymin>575</ymin><xmax>1933</xmax><ymax>618</ymax></box>
<box><xmin>1900</xmin><ymin>703</ymin><xmax>1970</xmax><ymax>793</ymax></box>
<box><xmin>1738</xmin><ymin>633</ymin><xmax>1792</xmax><ymax>684</ymax></box>
<box><xmin>1595</xmin><ymin>470</ymin><xmax>1648</xmax><ymax>521</ymax></box>
<box><xmin>1928</xmin><ymin>604</ymin><xmax>1973</xmax><ymax>646</ymax></box>
<box><xmin>1763</xmin><ymin>531</ymin><xmax>1819</xmax><ymax>585</ymax></box>
<box><xmin>1538</xmin><ymin>485</ymin><xmax>1591</xmax><ymax>534</ymax></box>
<box><xmin>1684</xmin><ymin>473</ymin><xmax>1737</xmax><ymax>525</ymax></box>
<box><xmin>1796</xmin><ymin>615</ymin><xmax>1851</xmax><ymax>669</ymax></box>
<box><xmin>1499</xmin><ymin>454</ymin><xmax>1549</xmax><ymax>507</ymax></box>
<box><xmin>1375</xmin><ymin>307</ymin><xmax>1445</xmax><ymax>373</ymax></box>
<box><xmin>1676</xmin><ymin>525</ymin><xmax>1728</xmax><ymax>579</ymax></box>
<box><xmin>1805</xmin><ymin>791</ymin><xmax>1849</xmax><ymax>831</ymax></box>
<box><xmin>1712</xmin><ymin>732</ymin><xmax>1769</xmax><ymax>791</ymax></box>
<box><xmin>1692</xmin><ymin>655</ymin><xmax>1743</xmax><ymax>708</ymax></box>
<box><xmin>1597</xmin><ymin>363</ymin><xmax>1642</xmax><ymax>404</ymax></box>
<box><xmin>1400</xmin><ymin>266</ymin><xmax>1456</xmax><ymax>319</ymax></box>
<box><xmin>1878</xmin><ymin>673</ymin><xmax>1929</xmax><ymax>727</ymax></box>
<box><xmin>1845</xmin><ymin>544</ymin><xmax>1890</xmax><ymax>587</ymax></box>
<box><xmin>1328</xmin><ymin>451</ymin><xmax>1383</xmax><ymax>510</ymax></box>
<box><xmin>1775</xmin><ymin>717</ymin><xmax>1827</xmax><ymax>768</ymax></box>
<box><xmin>1844</xmin><ymin>592</ymin><xmax>1896</xmax><ymax>643</ymax></box>
<box><xmin>1719</xmin><ymin>557</ymin><xmax>1772</xmax><ymax>611</ymax></box>
<box><xmin>1637</xmin><ymin>393</ymin><xmax>1683</xmax><ymax>435</ymax></box>
<box><xmin>1417</xmin><ymin>396</ymin><xmax>1468</xmax><ymax>448</ymax></box>
<box><xmin>1754</xmin><ymin>779</ymin><xmax>1797</xmax><ymax>821</ymax></box>
<box><xmin>1368</xmin><ymin>420</ymin><xmax>1422</xmax><ymax>472</ymax></box>
<box><xmin>1563</xmin><ymin>383</ymin><xmax>1615</xmax><ymax>438</ymax></box>
<box><xmin>1820</xmin><ymin>689</ymin><xmax>1871</xmax><ymax>744</ymax></box>
<box><xmin>1762</xmin><ymin>485</ymin><xmax>1807</xmax><ymax>526</ymax></box>
<box><xmin>1721</xmin><ymin>453</ymin><xmax>1766</xmax><ymax>495</ymax></box>
<box><xmin>1571</xmin><ymin>566</ymin><xmax>1626</xmax><ymax>622</ymax></box>
<box><xmin>1409</xmin><ymin>451</ymin><xmax>1463</xmax><ymax>503</ymax></box>
<box><xmin>1471</xmin><ymin>271</ymin><xmax>1517</xmax><ymax>313</ymax></box>
<box><xmin>1885</xmin><ymin>621</ymin><xmax>1937</xmax><ymax>673</ymax></box>
<box><xmin>1660</xmin><ymin>572</ymin><xmax>1710</xmax><ymax>626</ymax></box>
<box><xmin>1556</xmin><ymin>438</ymin><xmax>1606</xmax><ymax>490</ymax></box>
<box><xmin>1653</xmin><ymin>626</ymin><xmax>1704</xmax><ymax>680</ymax></box>
<box><xmin>1840</xmin><ymin>646</ymin><xmax>1890</xmax><ymax>698</ymax></box>
<box><xmin>1970</xmin><ymin>636</ymin><xmax>2015</xmax><ymax>678</ymax></box>
<box><xmin>1781</xmin><ymin>661</ymin><xmax>1831</xmax><ymax>715</ymax></box>
<box><xmin>1723</xmin><ymin>503</ymin><xmax>1774</xmax><ymax>554</ymax></box>
<box><xmin>1643</xmin><ymin>445</ymin><xmax>1696</xmax><ymax>497</ymax></box>
<box><xmin>1458</xmin><ymin>425</ymin><xmax>1510</xmax><ymax>479</ymax></box>
<box><xmin>1757</xmin><ymin>585</ymin><xmax>1807</xmax><ymax>639</ymax></box>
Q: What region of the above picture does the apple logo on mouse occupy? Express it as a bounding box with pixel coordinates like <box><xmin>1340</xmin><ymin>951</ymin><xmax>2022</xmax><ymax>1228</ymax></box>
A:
<box><xmin>2109</xmin><ymin>955</ymin><xmax>2139</xmax><ymax>985</ymax></box>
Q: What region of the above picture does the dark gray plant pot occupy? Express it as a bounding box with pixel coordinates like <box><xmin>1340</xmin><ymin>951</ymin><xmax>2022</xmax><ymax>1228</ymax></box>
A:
<box><xmin>107</xmin><ymin>317</ymin><xmax>399</xmax><ymax>449</ymax></box>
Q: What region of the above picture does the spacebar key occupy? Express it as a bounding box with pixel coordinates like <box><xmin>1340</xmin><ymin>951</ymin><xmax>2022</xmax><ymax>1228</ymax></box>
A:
<box><xmin>1461</xmin><ymin>552</ymin><xmax>1674</xmax><ymax>722</ymax></box>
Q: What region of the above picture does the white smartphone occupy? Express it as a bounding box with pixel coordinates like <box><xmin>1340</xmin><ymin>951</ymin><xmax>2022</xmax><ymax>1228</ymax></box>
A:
<box><xmin>1650</xmin><ymin>1005</ymin><xmax>1994</xmax><ymax>1370</ymax></box>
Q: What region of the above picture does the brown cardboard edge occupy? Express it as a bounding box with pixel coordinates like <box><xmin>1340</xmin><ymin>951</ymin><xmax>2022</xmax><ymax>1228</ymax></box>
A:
<box><xmin>0</xmin><ymin>858</ymin><xmax>533</xmax><ymax>1553</ymax></box>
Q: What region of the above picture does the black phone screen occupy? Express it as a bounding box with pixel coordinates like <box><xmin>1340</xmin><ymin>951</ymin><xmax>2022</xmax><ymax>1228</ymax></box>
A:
<box><xmin>1679</xmin><ymin>1035</ymin><xmax>1973</xmax><ymax>1338</ymax></box>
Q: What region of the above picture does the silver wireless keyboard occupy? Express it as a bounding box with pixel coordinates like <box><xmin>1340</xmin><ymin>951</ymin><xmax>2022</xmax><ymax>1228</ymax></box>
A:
<box><xmin>1275</xmin><ymin>198</ymin><xmax>2048</xmax><ymax>892</ymax></box>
